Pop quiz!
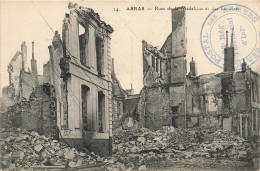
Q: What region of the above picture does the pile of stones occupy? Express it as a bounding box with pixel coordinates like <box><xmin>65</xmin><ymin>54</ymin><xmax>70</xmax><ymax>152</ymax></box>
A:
<box><xmin>1</xmin><ymin>128</ymin><xmax>105</xmax><ymax>170</ymax></box>
<box><xmin>1</xmin><ymin>126</ymin><xmax>254</xmax><ymax>170</ymax></box>
<box><xmin>113</xmin><ymin>126</ymin><xmax>253</xmax><ymax>161</ymax></box>
<box><xmin>1</xmin><ymin>128</ymin><xmax>147</xmax><ymax>171</ymax></box>
<box><xmin>195</xmin><ymin>130</ymin><xmax>253</xmax><ymax>159</ymax></box>
<box><xmin>113</xmin><ymin>126</ymin><xmax>198</xmax><ymax>155</ymax></box>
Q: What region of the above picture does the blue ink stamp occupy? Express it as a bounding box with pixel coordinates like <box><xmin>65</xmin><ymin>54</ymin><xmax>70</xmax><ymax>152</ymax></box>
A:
<box><xmin>200</xmin><ymin>4</ymin><xmax>259</xmax><ymax>70</ymax></box>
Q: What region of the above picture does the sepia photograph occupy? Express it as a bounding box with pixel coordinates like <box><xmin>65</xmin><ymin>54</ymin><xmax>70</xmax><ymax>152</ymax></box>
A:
<box><xmin>0</xmin><ymin>1</ymin><xmax>259</xmax><ymax>170</ymax></box>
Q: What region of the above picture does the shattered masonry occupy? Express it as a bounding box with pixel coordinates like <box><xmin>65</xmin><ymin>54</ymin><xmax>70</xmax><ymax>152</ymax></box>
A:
<box><xmin>1</xmin><ymin>84</ymin><xmax>57</xmax><ymax>138</ymax></box>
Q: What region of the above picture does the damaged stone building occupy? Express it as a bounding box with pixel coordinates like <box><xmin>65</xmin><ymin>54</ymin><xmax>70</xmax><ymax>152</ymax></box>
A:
<box><xmin>58</xmin><ymin>4</ymin><xmax>114</xmax><ymax>156</ymax></box>
<box><xmin>1</xmin><ymin>3</ymin><xmax>114</xmax><ymax>156</ymax></box>
<box><xmin>138</xmin><ymin>7</ymin><xmax>260</xmax><ymax>137</ymax></box>
<box><xmin>1</xmin><ymin>41</ymin><xmax>46</xmax><ymax>102</ymax></box>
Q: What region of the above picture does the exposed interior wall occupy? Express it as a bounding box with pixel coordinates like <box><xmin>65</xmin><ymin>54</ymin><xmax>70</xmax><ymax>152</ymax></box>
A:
<box><xmin>142</xmin><ymin>41</ymin><xmax>168</xmax><ymax>87</ymax></box>
<box><xmin>20</xmin><ymin>72</ymin><xmax>37</xmax><ymax>100</ymax></box>
<box><xmin>8</xmin><ymin>51</ymin><xmax>23</xmax><ymax>99</ymax></box>
<box><xmin>137</xmin><ymin>87</ymin><xmax>172</xmax><ymax>130</ymax></box>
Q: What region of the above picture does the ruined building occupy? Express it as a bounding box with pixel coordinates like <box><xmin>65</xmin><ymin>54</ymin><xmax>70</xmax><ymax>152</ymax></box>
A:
<box><xmin>1</xmin><ymin>3</ymin><xmax>114</xmax><ymax>156</ymax></box>
<box><xmin>2</xmin><ymin>42</ymin><xmax>48</xmax><ymax>102</ymax></box>
<box><xmin>138</xmin><ymin>7</ymin><xmax>260</xmax><ymax>137</ymax></box>
<box><xmin>57</xmin><ymin>4</ymin><xmax>114</xmax><ymax>156</ymax></box>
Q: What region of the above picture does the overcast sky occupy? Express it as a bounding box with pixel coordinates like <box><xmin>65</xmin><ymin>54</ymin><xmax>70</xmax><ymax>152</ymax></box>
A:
<box><xmin>1</xmin><ymin>1</ymin><xmax>259</xmax><ymax>95</ymax></box>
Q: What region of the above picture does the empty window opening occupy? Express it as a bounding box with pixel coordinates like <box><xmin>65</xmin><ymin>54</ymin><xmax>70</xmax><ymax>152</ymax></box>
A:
<box><xmin>152</xmin><ymin>55</ymin><xmax>155</xmax><ymax>68</ymax></box>
<box><xmin>198</xmin><ymin>95</ymin><xmax>206</xmax><ymax>112</ymax></box>
<box><xmin>117</xmin><ymin>101</ymin><xmax>121</xmax><ymax>119</ymax></box>
<box><xmin>253</xmin><ymin>110</ymin><xmax>257</xmax><ymax>131</ymax></box>
<box><xmin>252</xmin><ymin>81</ymin><xmax>259</xmax><ymax>102</ymax></box>
<box><xmin>96</xmin><ymin>36</ymin><xmax>104</xmax><ymax>77</ymax></box>
<box><xmin>62</xmin><ymin>83</ymin><xmax>69</xmax><ymax>129</ymax></box>
<box><xmin>98</xmin><ymin>91</ymin><xmax>105</xmax><ymax>132</ymax></box>
<box><xmin>242</xmin><ymin>117</ymin><xmax>246</xmax><ymax>137</ymax></box>
<box><xmin>160</xmin><ymin>60</ymin><xmax>163</xmax><ymax>77</ymax></box>
<box><xmin>79</xmin><ymin>23</ymin><xmax>89</xmax><ymax>66</ymax></box>
<box><xmin>156</xmin><ymin>58</ymin><xmax>159</xmax><ymax>72</ymax></box>
<box><xmin>171</xmin><ymin>106</ymin><xmax>178</xmax><ymax>128</ymax></box>
<box><xmin>82</xmin><ymin>85</ymin><xmax>90</xmax><ymax>131</ymax></box>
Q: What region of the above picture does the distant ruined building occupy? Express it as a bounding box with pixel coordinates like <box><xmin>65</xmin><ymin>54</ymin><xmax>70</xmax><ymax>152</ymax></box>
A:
<box><xmin>138</xmin><ymin>7</ymin><xmax>260</xmax><ymax>137</ymax></box>
<box><xmin>2</xmin><ymin>42</ymin><xmax>46</xmax><ymax>101</ymax></box>
<box><xmin>111</xmin><ymin>58</ymin><xmax>140</xmax><ymax>129</ymax></box>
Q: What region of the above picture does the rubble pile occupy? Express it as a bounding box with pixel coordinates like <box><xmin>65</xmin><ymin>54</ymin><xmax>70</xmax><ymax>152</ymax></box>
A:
<box><xmin>0</xmin><ymin>128</ymin><xmax>103</xmax><ymax>170</ymax></box>
<box><xmin>1</xmin><ymin>128</ymin><xmax>146</xmax><ymax>171</ymax></box>
<box><xmin>113</xmin><ymin>126</ymin><xmax>253</xmax><ymax>161</ymax></box>
<box><xmin>113</xmin><ymin>126</ymin><xmax>197</xmax><ymax>154</ymax></box>
<box><xmin>195</xmin><ymin>130</ymin><xmax>253</xmax><ymax>159</ymax></box>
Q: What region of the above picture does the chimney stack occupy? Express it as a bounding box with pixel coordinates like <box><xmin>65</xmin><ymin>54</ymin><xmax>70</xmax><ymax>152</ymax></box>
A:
<box><xmin>226</xmin><ymin>31</ymin><xmax>229</xmax><ymax>47</ymax></box>
<box><xmin>241</xmin><ymin>58</ymin><xmax>247</xmax><ymax>72</ymax></box>
<box><xmin>21</xmin><ymin>41</ymin><xmax>28</xmax><ymax>72</ymax></box>
<box><xmin>48</xmin><ymin>45</ymin><xmax>55</xmax><ymax>85</ymax></box>
<box><xmin>190</xmin><ymin>57</ymin><xmax>196</xmax><ymax>76</ymax></box>
<box><xmin>224</xmin><ymin>30</ymin><xmax>235</xmax><ymax>72</ymax></box>
<box><xmin>32</xmin><ymin>42</ymin><xmax>35</xmax><ymax>59</ymax></box>
<box><xmin>130</xmin><ymin>83</ymin><xmax>134</xmax><ymax>95</ymax></box>
<box><xmin>230</xmin><ymin>27</ymin><xmax>234</xmax><ymax>47</ymax></box>
<box><xmin>31</xmin><ymin>42</ymin><xmax>38</xmax><ymax>75</ymax></box>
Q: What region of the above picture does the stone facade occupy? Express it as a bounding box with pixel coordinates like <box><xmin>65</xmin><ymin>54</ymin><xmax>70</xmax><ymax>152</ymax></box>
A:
<box><xmin>56</xmin><ymin>3</ymin><xmax>114</xmax><ymax>156</ymax></box>
<box><xmin>139</xmin><ymin>7</ymin><xmax>260</xmax><ymax>137</ymax></box>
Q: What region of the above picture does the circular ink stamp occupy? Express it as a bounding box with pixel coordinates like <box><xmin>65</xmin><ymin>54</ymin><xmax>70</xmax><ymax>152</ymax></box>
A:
<box><xmin>200</xmin><ymin>4</ymin><xmax>259</xmax><ymax>70</ymax></box>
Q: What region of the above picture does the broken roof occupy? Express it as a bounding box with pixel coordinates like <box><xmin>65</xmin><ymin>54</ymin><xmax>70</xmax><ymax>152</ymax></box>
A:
<box><xmin>69</xmin><ymin>2</ymin><xmax>113</xmax><ymax>33</ymax></box>
<box><xmin>142</xmin><ymin>40</ymin><xmax>165</xmax><ymax>59</ymax></box>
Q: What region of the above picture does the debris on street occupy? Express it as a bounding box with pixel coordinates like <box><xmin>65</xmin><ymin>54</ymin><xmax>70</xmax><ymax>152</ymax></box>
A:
<box><xmin>113</xmin><ymin>126</ymin><xmax>255</xmax><ymax>161</ymax></box>
<box><xmin>1</xmin><ymin>126</ymin><xmax>258</xmax><ymax>170</ymax></box>
<box><xmin>1</xmin><ymin>128</ymin><xmax>104</xmax><ymax>170</ymax></box>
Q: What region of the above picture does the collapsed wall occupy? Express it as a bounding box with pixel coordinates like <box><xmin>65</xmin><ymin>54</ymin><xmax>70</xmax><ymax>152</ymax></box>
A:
<box><xmin>0</xmin><ymin>83</ymin><xmax>57</xmax><ymax>138</ymax></box>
